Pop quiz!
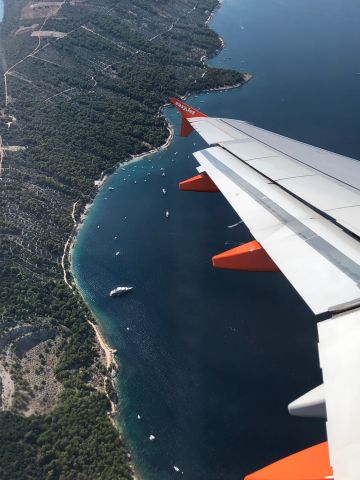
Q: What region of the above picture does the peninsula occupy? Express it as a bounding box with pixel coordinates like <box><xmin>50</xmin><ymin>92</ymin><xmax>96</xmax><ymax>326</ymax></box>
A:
<box><xmin>0</xmin><ymin>0</ymin><xmax>248</xmax><ymax>477</ymax></box>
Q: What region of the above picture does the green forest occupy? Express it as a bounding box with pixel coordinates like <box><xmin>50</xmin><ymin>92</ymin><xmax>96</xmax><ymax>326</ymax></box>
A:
<box><xmin>0</xmin><ymin>0</ymin><xmax>246</xmax><ymax>478</ymax></box>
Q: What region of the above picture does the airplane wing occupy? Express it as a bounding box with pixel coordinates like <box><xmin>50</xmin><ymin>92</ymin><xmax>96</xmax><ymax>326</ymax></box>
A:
<box><xmin>170</xmin><ymin>97</ymin><xmax>360</xmax><ymax>480</ymax></box>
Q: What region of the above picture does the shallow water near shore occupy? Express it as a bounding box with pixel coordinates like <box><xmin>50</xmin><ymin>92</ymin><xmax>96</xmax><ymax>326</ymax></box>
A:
<box><xmin>72</xmin><ymin>0</ymin><xmax>360</xmax><ymax>478</ymax></box>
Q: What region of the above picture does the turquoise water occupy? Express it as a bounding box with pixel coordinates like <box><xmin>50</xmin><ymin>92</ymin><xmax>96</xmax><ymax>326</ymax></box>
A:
<box><xmin>72</xmin><ymin>1</ymin><xmax>360</xmax><ymax>479</ymax></box>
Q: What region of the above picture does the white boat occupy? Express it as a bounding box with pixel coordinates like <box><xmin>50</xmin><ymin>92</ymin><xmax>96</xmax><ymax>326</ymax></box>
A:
<box><xmin>108</xmin><ymin>187</ymin><xmax>114</xmax><ymax>191</ymax></box>
<box><xmin>173</xmin><ymin>466</ymin><xmax>180</xmax><ymax>472</ymax></box>
<box><xmin>166</xmin><ymin>211</ymin><xmax>170</xmax><ymax>218</ymax></box>
<box><xmin>109</xmin><ymin>286</ymin><xmax>133</xmax><ymax>297</ymax></box>
<box><xmin>162</xmin><ymin>172</ymin><xmax>166</xmax><ymax>177</ymax></box>
<box><xmin>162</xmin><ymin>188</ymin><xmax>166</xmax><ymax>194</ymax></box>
<box><xmin>115</xmin><ymin>251</ymin><xmax>120</xmax><ymax>256</ymax></box>
<box><xmin>149</xmin><ymin>435</ymin><xmax>156</xmax><ymax>441</ymax></box>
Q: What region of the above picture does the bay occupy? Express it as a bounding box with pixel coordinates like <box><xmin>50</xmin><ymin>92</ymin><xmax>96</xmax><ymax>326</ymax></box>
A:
<box><xmin>72</xmin><ymin>1</ymin><xmax>360</xmax><ymax>478</ymax></box>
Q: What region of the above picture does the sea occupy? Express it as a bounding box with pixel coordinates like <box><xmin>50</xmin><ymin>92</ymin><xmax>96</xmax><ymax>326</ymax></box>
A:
<box><xmin>71</xmin><ymin>0</ymin><xmax>360</xmax><ymax>478</ymax></box>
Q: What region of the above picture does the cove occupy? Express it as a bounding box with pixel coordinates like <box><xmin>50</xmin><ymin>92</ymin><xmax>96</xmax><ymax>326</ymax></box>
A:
<box><xmin>72</xmin><ymin>1</ymin><xmax>360</xmax><ymax>478</ymax></box>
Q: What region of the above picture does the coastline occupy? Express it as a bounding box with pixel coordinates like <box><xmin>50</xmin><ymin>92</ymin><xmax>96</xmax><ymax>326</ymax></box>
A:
<box><xmin>3</xmin><ymin>0</ymin><xmax>356</xmax><ymax>475</ymax></box>
<box><xmin>87</xmin><ymin>320</ymin><xmax>141</xmax><ymax>480</ymax></box>
<box><xmin>88</xmin><ymin>320</ymin><xmax>117</xmax><ymax>371</ymax></box>
<box><xmin>200</xmin><ymin>4</ymin><xmax>253</xmax><ymax>93</ymax></box>
<box><xmin>201</xmin><ymin>72</ymin><xmax>253</xmax><ymax>93</ymax></box>
<box><xmin>63</xmin><ymin>121</ymin><xmax>174</xmax><ymax>293</ymax></box>
<box><xmin>64</xmin><ymin>118</ymin><xmax>177</xmax><ymax>480</ymax></box>
<box><xmin>66</xmin><ymin>2</ymin><xmax>251</xmax><ymax>478</ymax></box>
<box><xmin>128</xmin><ymin>123</ymin><xmax>175</xmax><ymax>165</ymax></box>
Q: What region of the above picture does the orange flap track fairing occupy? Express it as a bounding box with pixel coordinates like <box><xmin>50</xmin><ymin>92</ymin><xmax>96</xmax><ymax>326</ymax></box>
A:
<box><xmin>245</xmin><ymin>442</ymin><xmax>333</xmax><ymax>480</ymax></box>
<box><xmin>212</xmin><ymin>240</ymin><xmax>279</xmax><ymax>272</ymax></box>
<box><xmin>169</xmin><ymin>97</ymin><xmax>207</xmax><ymax>137</ymax></box>
<box><xmin>179</xmin><ymin>172</ymin><xmax>219</xmax><ymax>192</ymax></box>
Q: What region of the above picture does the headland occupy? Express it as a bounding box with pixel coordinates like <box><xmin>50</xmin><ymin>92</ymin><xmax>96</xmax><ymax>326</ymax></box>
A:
<box><xmin>0</xmin><ymin>0</ymin><xmax>249</xmax><ymax>477</ymax></box>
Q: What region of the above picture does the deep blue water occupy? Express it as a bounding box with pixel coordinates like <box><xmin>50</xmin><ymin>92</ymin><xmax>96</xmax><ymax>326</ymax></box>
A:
<box><xmin>72</xmin><ymin>1</ymin><xmax>360</xmax><ymax>479</ymax></box>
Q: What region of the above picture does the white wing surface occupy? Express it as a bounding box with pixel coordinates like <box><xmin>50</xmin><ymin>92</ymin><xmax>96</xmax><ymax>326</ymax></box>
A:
<box><xmin>170</xmin><ymin>98</ymin><xmax>360</xmax><ymax>480</ymax></box>
<box><xmin>318</xmin><ymin>307</ymin><xmax>360</xmax><ymax>480</ymax></box>
<box><xmin>188</xmin><ymin>115</ymin><xmax>360</xmax><ymax>316</ymax></box>
<box><xmin>194</xmin><ymin>145</ymin><xmax>360</xmax><ymax>316</ymax></box>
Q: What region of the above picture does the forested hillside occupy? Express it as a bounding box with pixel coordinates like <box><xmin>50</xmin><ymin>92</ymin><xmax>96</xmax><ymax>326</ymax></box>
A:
<box><xmin>0</xmin><ymin>0</ymin><xmax>246</xmax><ymax>477</ymax></box>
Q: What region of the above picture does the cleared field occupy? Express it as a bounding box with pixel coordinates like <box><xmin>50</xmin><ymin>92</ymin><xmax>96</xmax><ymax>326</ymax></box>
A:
<box><xmin>31</xmin><ymin>30</ymin><xmax>67</xmax><ymax>38</ymax></box>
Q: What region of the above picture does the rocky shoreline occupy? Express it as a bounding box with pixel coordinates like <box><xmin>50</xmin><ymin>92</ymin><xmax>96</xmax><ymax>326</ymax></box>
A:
<box><xmin>64</xmin><ymin>2</ymin><xmax>253</xmax><ymax>478</ymax></box>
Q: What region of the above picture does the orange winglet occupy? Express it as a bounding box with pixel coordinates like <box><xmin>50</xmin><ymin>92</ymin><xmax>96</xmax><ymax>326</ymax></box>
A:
<box><xmin>212</xmin><ymin>240</ymin><xmax>279</xmax><ymax>272</ymax></box>
<box><xmin>169</xmin><ymin>97</ymin><xmax>207</xmax><ymax>137</ymax></box>
<box><xmin>181</xmin><ymin>118</ymin><xmax>194</xmax><ymax>137</ymax></box>
<box><xmin>179</xmin><ymin>173</ymin><xmax>219</xmax><ymax>192</ymax></box>
<box><xmin>244</xmin><ymin>442</ymin><xmax>333</xmax><ymax>480</ymax></box>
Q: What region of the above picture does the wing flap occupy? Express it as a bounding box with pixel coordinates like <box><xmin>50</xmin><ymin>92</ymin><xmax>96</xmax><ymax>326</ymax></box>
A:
<box><xmin>210</xmin><ymin>117</ymin><xmax>360</xmax><ymax>191</ymax></box>
<box><xmin>190</xmin><ymin>117</ymin><xmax>242</xmax><ymax>144</ymax></box>
<box><xmin>189</xmin><ymin>117</ymin><xmax>360</xmax><ymax>238</ymax></box>
<box><xmin>329</xmin><ymin>205</ymin><xmax>360</xmax><ymax>238</ymax></box>
<box><xmin>318</xmin><ymin>308</ymin><xmax>360</xmax><ymax>480</ymax></box>
<box><xmin>194</xmin><ymin>146</ymin><xmax>360</xmax><ymax>315</ymax></box>
<box><xmin>170</xmin><ymin>98</ymin><xmax>360</xmax><ymax>480</ymax></box>
<box><xmin>247</xmin><ymin>155</ymin><xmax>313</xmax><ymax>180</ymax></box>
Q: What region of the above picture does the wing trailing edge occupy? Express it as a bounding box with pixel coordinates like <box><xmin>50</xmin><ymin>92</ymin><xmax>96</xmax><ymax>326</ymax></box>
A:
<box><xmin>170</xmin><ymin>97</ymin><xmax>360</xmax><ymax>480</ymax></box>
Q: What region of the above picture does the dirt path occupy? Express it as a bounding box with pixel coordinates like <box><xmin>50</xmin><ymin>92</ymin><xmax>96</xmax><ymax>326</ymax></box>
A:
<box><xmin>61</xmin><ymin>236</ymin><xmax>73</xmax><ymax>290</ymax></box>
<box><xmin>60</xmin><ymin>200</ymin><xmax>80</xmax><ymax>291</ymax></box>
<box><xmin>71</xmin><ymin>199</ymin><xmax>79</xmax><ymax>225</ymax></box>
<box><xmin>45</xmin><ymin>87</ymin><xmax>75</xmax><ymax>103</ymax></box>
<box><xmin>0</xmin><ymin>355</ymin><xmax>14</xmax><ymax>410</ymax></box>
<box><xmin>0</xmin><ymin>135</ymin><xmax>3</xmax><ymax>179</ymax></box>
<box><xmin>3</xmin><ymin>0</ymin><xmax>67</xmax><ymax>105</ymax></box>
<box><xmin>149</xmin><ymin>1</ymin><xmax>199</xmax><ymax>42</ymax></box>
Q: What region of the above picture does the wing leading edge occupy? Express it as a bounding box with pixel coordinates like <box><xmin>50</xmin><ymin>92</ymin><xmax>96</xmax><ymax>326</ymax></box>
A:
<box><xmin>170</xmin><ymin>97</ymin><xmax>360</xmax><ymax>480</ymax></box>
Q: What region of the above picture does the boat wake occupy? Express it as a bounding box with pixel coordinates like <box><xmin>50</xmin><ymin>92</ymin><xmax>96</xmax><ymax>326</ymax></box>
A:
<box><xmin>227</xmin><ymin>220</ymin><xmax>243</xmax><ymax>228</ymax></box>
